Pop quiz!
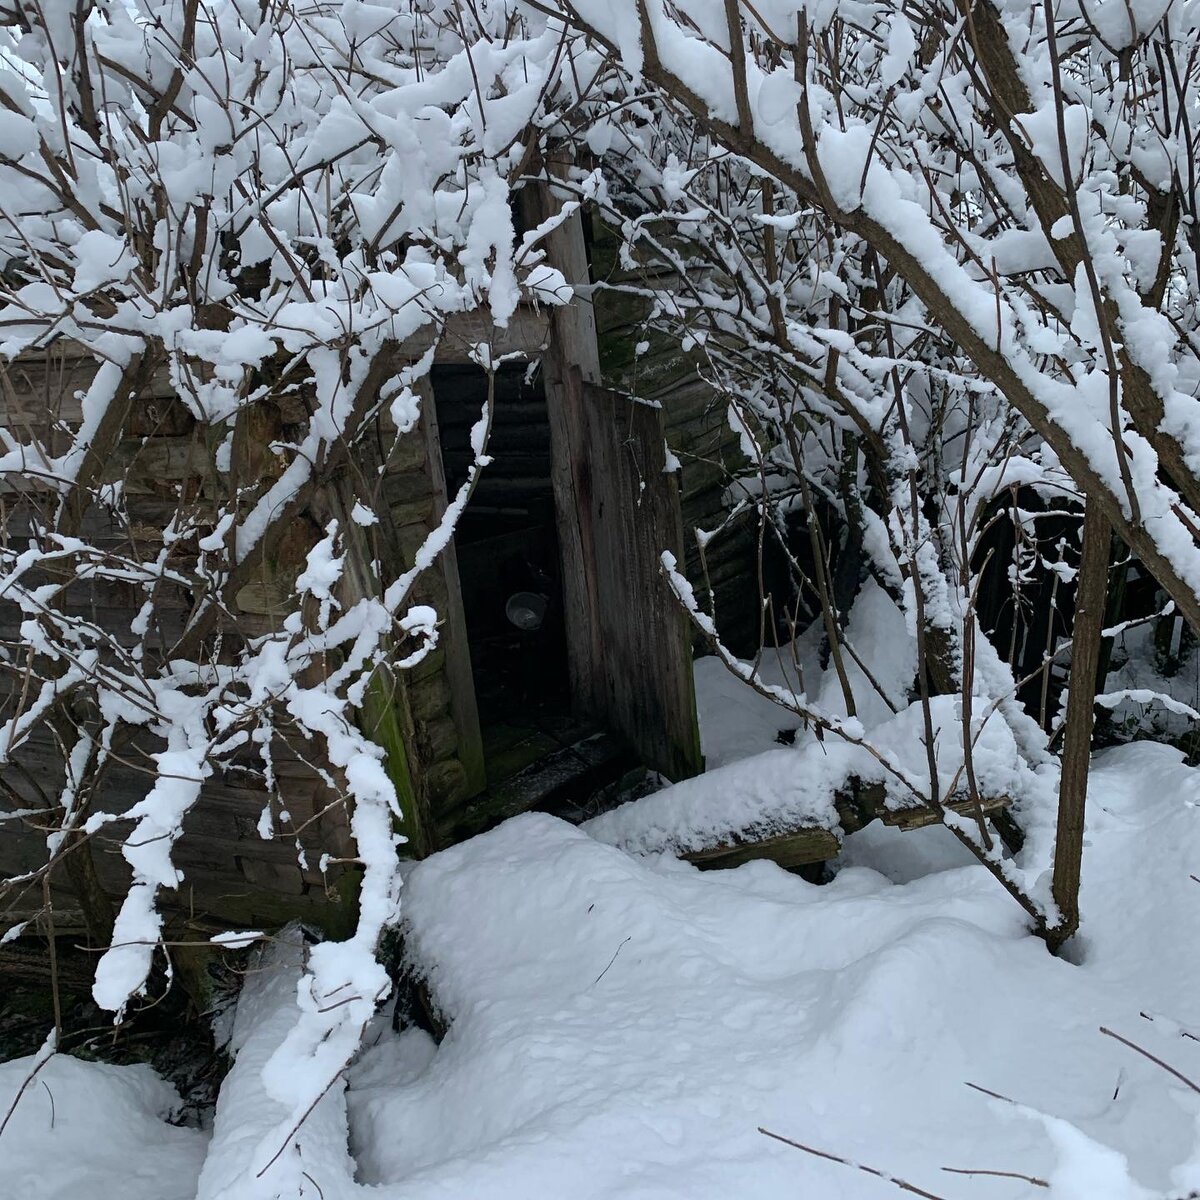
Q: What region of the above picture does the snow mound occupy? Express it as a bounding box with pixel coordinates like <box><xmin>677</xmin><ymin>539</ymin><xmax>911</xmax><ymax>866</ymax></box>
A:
<box><xmin>5</xmin><ymin>746</ymin><xmax>1200</xmax><ymax>1199</ymax></box>
<box><xmin>347</xmin><ymin>744</ymin><xmax>1200</xmax><ymax>1198</ymax></box>
<box><xmin>0</xmin><ymin>1053</ymin><xmax>207</xmax><ymax>1200</ymax></box>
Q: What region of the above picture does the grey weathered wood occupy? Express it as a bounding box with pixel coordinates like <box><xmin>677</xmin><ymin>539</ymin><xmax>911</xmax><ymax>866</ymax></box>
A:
<box><xmin>519</xmin><ymin>170</ymin><xmax>606</xmax><ymax>720</ymax></box>
<box><xmin>590</xmin><ymin>218</ymin><xmax>760</xmax><ymax>656</ymax></box>
<box><xmin>523</xmin><ymin>169</ymin><xmax>702</xmax><ymax>781</ymax></box>
<box><xmin>0</xmin><ymin>308</ymin><xmax>551</xmax><ymax>428</ymax></box>
<box><xmin>683</xmin><ymin>826</ymin><xmax>841</xmax><ymax>870</ymax></box>
<box><xmin>397</xmin><ymin>306</ymin><xmax>549</xmax><ymax>365</ymax></box>
<box><xmin>579</xmin><ymin>382</ymin><xmax>703</xmax><ymax>780</ymax></box>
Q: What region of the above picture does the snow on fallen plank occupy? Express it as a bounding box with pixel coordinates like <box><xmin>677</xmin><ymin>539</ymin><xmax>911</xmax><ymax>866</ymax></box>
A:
<box><xmin>584</xmin><ymin>694</ymin><xmax>1029</xmax><ymax>868</ymax></box>
<box><xmin>583</xmin><ymin>745</ymin><xmax>844</xmax><ymax>866</ymax></box>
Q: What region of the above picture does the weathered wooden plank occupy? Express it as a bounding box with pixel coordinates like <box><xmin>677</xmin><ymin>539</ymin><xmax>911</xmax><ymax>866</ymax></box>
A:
<box><xmin>524</xmin><ymin>169</ymin><xmax>702</xmax><ymax>782</ymax></box>
<box><xmin>381</xmin><ymin>471</ymin><xmax>437</xmax><ymax>515</ymax></box>
<box><xmin>0</xmin><ymin>350</ymin><xmax>176</xmax><ymax>432</ymax></box>
<box><xmin>112</xmin><ymin>434</ymin><xmax>211</xmax><ymax>484</ymax></box>
<box><xmin>310</xmin><ymin>458</ymin><xmax>429</xmax><ymax>859</ymax></box>
<box><xmin>598</xmin><ymin>785</ymin><xmax>1014</xmax><ymax>872</ymax></box>
<box><xmin>519</xmin><ymin>169</ymin><xmax>606</xmax><ymax>723</ymax></box>
<box><xmin>682</xmin><ymin>826</ymin><xmax>841</xmax><ymax>871</ymax></box>
<box><xmin>415</xmin><ymin>379</ymin><xmax>486</xmax><ymax>801</ymax></box>
<box><xmin>423</xmin><ymin>757</ymin><xmax>469</xmax><ymax>807</ymax></box>
<box><xmin>407</xmin><ymin>670</ymin><xmax>454</xmax><ymax>723</ymax></box>
<box><xmin>580</xmin><ymin>382</ymin><xmax>704</xmax><ymax>780</ymax></box>
<box><xmin>882</xmin><ymin>794</ymin><xmax>1013</xmax><ymax>831</ymax></box>
<box><xmin>0</xmin><ymin>308</ymin><xmax>551</xmax><ymax>427</ymax></box>
<box><xmin>395</xmin><ymin>306</ymin><xmax>550</xmax><ymax>365</ymax></box>
<box><xmin>411</xmin><ymin>715</ymin><xmax>459</xmax><ymax>768</ymax></box>
<box><xmin>589</xmin><ymin>217</ymin><xmax>758</xmax><ymax>661</ymax></box>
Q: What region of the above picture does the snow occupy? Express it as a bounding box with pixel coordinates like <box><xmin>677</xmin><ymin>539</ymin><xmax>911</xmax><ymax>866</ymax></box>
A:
<box><xmin>195</xmin><ymin>929</ymin><xmax>359</xmax><ymax>1200</ymax></box>
<box><xmin>7</xmin><ymin>734</ymin><xmax>1200</xmax><ymax>1200</ymax></box>
<box><xmin>355</xmin><ymin>742</ymin><xmax>1200</xmax><ymax>1198</ymax></box>
<box><xmin>879</xmin><ymin>13</ymin><xmax>917</xmax><ymax>91</ymax></box>
<box><xmin>584</xmin><ymin>743</ymin><xmax>843</xmax><ymax>856</ymax></box>
<box><xmin>210</xmin><ymin>930</ymin><xmax>264</xmax><ymax>949</ymax></box>
<box><xmin>0</xmin><ymin>1054</ymin><xmax>207</xmax><ymax>1200</ymax></box>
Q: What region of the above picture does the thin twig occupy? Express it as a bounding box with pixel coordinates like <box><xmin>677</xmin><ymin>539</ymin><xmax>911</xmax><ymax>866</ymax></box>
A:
<box><xmin>941</xmin><ymin>1165</ymin><xmax>1048</xmax><ymax>1188</ymax></box>
<box><xmin>255</xmin><ymin>1068</ymin><xmax>349</xmax><ymax>1179</ymax></box>
<box><xmin>1100</xmin><ymin>1026</ymin><xmax>1200</xmax><ymax>1095</ymax></box>
<box><xmin>0</xmin><ymin>1034</ymin><xmax>56</xmax><ymax>1140</ymax></box>
<box><xmin>592</xmin><ymin>937</ymin><xmax>630</xmax><ymax>986</ymax></box>
<box><xmin>758</xmin><ymin>1127</ymin><xmax>952</xmax><ymax>1200</ymax></box>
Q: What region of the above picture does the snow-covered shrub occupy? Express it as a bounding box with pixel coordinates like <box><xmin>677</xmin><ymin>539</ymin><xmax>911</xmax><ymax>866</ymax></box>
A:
<box><xmin>0</xmin><ymin>0</ymin><xmax>596</xmax><ymax>1179</ymax></box>
<box><xmin>543</xmin><ymin>0</ymin><xmax>1200</xmax><ymax>943</ymax></box>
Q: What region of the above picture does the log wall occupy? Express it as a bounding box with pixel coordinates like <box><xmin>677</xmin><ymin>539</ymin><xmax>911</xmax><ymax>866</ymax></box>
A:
<box><xmin>0</xmin><ymin>342</ymin><xmax>488</xmax><ymax>933</ymax></box>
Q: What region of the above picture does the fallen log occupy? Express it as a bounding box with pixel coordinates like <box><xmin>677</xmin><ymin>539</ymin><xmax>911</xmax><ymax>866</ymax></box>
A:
<box><xmin>583</xmin><ymin>750</ymin><xmax>1012</xmax><ymax>871</ymax></box>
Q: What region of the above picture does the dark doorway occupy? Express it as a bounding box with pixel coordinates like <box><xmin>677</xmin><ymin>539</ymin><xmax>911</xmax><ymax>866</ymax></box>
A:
<box><xmin>432</xmin><ymin>363</ymin><xmax>581</xmax><ymax>787</ymax></box>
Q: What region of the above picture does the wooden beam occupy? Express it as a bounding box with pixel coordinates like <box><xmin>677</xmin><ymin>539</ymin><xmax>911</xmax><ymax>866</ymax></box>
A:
<box><xmin>520</xmin><ymin>165</ymin><xmax>702</xmax><ymax>781</ymax></box>
<box><xmin>518</xmin><ymin>170</ymin><xmax>606</xmax><ymax>722</ymax></box>
<box><xmin>396</xmin><ymin>306</ymin><xmax>550</xmax><ymax>365</ymax></box>
<box><xmin>592</xmin><ymin>783</ymin><xmax>1012</xmax><ymax>871</ymax></box>
<box><xmin>0</xmin><ymin>309</ymin><xmax>552</xmax><ymax>429</ymax></box>
<box><xmin>578</xmin><ymin>381</ymin><xmax>703</xmax><ymax>780</ymax></box>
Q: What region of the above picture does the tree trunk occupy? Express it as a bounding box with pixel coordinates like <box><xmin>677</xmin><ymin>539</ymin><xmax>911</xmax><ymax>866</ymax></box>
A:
<box><xmin>1047</xmin><ymin>500</ymin><xmax>1111</xmax><ymax>952</ymax></box>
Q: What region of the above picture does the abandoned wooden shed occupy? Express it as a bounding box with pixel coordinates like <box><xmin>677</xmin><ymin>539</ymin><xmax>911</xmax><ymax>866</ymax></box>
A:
<box><xmin>0</xmin><ymin>187</ymin><xmax>760</xmax><ymax>941</ymax></box>
<box><xmin>0</xmin><ymin>178</ymin><xmax>1021</xmax><ymax>964</ymax></box>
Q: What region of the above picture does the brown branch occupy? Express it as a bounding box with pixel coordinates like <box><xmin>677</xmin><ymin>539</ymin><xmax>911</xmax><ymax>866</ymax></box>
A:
<box><xmin>759</xmin><ymin>1128</ymin><xmax>952</xmax><ymax>1200</ymax></box>
<box><xmin>1047</xmin><ymin>500</ymin><xmax>1111</xmax><ymax>951</ymax></box>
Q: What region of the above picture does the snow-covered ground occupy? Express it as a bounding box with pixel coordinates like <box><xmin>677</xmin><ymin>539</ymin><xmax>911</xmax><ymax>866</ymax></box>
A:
<box><xmin>363</xmin><ymin>744</ymin><xmax>1200</xmax><ymax>1199</ymax></box>
<box><xmin>4</xmin><ymin>661</ymin><xmax>1200</xmax><ymax>1198</ymax></box>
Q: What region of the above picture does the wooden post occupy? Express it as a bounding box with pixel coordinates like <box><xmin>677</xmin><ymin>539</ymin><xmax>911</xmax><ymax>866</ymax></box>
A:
<box><xmin>417</xmin><ymin>380</ymin><xmax>487</xmax><ymax>798</ymax></box>
<box><xmin>519</xmin><ymin>163</ymin><xmax>607</xmax><ymax>719</ymax></box>
<box><xmin>313</xmin><ymin>467</ymin><xmax>431</xmax><ymax>858</ymax></box>
<box><xmin>580</xmin><ymin>381</ymin><xmax>703</xmax><ymax>780</ymax></box>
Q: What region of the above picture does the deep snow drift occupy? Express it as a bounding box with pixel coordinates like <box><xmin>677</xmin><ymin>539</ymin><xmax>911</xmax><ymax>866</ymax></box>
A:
<box><xmin>0</xmin><ymin>1052</ymin><xmax>207</xmax><ymax>1200</ymax></box>
<box><xmin>349</xmin><ymin>742</ymin><xmax>1200</xmax><ymax>1199</ymax></box>
<box><xmin>3</xmin><ymin>717</ymin><xmax>1200</xmax><ymax>1198</ymax></box>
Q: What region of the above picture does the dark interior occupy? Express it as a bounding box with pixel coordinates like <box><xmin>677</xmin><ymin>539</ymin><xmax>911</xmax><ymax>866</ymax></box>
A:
<box><xmin>432</xmin><ymin>363</ymin><xmax>580</xmax><ymax>784</ymax></box>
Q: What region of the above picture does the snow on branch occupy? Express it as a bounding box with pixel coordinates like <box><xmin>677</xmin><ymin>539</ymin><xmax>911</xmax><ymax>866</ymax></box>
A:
<box><xmin>0</xmin><ymin>0</ymin><xmax>595</xmax><ymax>1184</ymax></box>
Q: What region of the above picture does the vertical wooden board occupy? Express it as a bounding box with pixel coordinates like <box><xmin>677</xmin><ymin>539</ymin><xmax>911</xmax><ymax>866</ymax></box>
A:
<box><xmin>580</xmin><ymin>382</ymin><xmax>703</xmax><ymax>781</ymax></box>
<box><xmin>524</xmin><ymin>169</ymin><xmax>702</xmax><ymax>782</ymax></box>
<box><xmin>589</xmin><ymin>218</ymin><xmax>760</xmax><ymax>655</ymax></box>
<box><xmin>519</xmin><ymin>174</ymin><xmax>607</xmax><ymax>720</ymax></box>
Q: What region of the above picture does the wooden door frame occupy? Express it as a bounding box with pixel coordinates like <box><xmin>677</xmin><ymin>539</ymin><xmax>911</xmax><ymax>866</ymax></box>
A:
<box><xmin>519</xmin><ymin>165</ymin><xmax>703</xmax><ymax>782</ymax></box>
